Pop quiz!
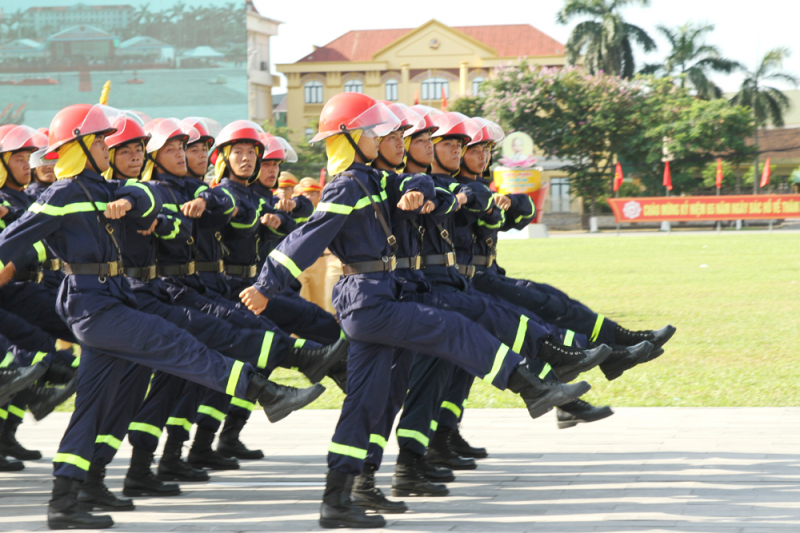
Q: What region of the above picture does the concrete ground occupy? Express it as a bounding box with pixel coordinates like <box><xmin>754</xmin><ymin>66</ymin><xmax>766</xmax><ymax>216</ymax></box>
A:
<box><xmin>1</xmin><ymin>408</ymin><xmax>798</xmax><ymax>532</ymax></box>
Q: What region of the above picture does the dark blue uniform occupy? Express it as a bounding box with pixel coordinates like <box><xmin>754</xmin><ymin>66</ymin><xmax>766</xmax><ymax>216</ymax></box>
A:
<box><xmin>0</xmin><ymin>170</ymin><xmax>255</xmax><ymax>481</ymax></box>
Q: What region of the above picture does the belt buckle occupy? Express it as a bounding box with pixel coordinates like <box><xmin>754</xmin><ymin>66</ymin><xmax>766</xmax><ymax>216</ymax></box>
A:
<box><xmin>412</xmin><ymin>255</ymin><xmax>421</xmax><ymax>270</ymax></box>
<box><xmin>248</xmin><ymin>265</ymin><xmax>257</xmax><ymax>278</ymax></box>
<box><xmin>187</xmin><ymin>262</ymin><xmax>196</xmax><ymax>276</ymax></box>
<box><xmin>217</xmin><ymin>260</ymin><xmax>225</xmax><ymax>273</ymax></box>
<box><xmin>147</xmin><ymin>265</ymin><xmax>157</xmax><ymax>281</ymax></box>
<box><xmin>35</xmin><ymin>271</ymin><xmax>44</xmax><ymax>283</ymax></box>
<box><xmin>445</xmin><ymin>252</ymin><xmax>456</xmax><ymax>267</ymax></box>
<box><xmin>467</xmin><ymin>265</ymin><xmax>476</xmax><ymax>278</ymax></box>
<box><xmin>108</xmin><ymin>261</ymin><xmax>119</xmax><ymax>277</ymax></box>
<box><xmin>487</xmin><ymin>254</ymin><xmax>495</xmax><ymax>267</ymax></box>
<box><xmin>389</xmin><ymin>256</ymin><xmax>397</xmax><ymax>271</ymax></box>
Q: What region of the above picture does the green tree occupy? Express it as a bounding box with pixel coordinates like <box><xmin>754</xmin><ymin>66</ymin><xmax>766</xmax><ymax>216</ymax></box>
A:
<box><xmin>449</xmin><ymin>96</ymin><xmax>484</xmax><ymax>117</ymax></box>
<box><xmin>558</xmin><ymin>0</ymin><xmax>656</xmax><ymax>78</ymax></box>
<box><xmin>730</xmin><ymin>47</ymin><xmax>799</xmax><ymax>193</ymax></box>
<box><xmin>640</xmin><ymin>22</ymin><xmax>740</xmax><ymax>99</ymax></box>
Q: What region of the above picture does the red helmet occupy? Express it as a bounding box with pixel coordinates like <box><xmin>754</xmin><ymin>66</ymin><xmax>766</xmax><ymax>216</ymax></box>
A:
<box><xmin>145</xmin><ymin>118</ymin><xmax>198</xmax><ymax>154</ymax></box>
<box><xmin>310</xmin><ymin>92</ymin><xmax>399</xmax><ymax>143</ymax></box>
<box><xmin>376</xmin><ymin>101</ymin><xmax>426</xmax><ymax>136</ymax></box>
<box><xmin>37</xmin><ymin>127</ymin><xmax>49</xmax><ymax>137</ymax></box>
<box><xmin>47</xmin><ymin>104</ymin><xmax>119</xmax><ymax>153</ymax></box>
<box><xmin>431</xmin><ymin>112</ymin><xmax>472</xmax><ymax>143</ymax></box>
<box><xmin>260</xmin><ymin>132</ymin><xmax>298</xmax><ymax>163</ymax></box>
<box><xmin>106</xmin><ymin>116</ymin><xmax>150</xmax><ymax>150</ymax></box>
<box><xmin>0</xmin><ymin>125</ymin><xmax>48</xmax><ymax>154</ymax></box>
<box><xmin>182</xmin><ymin>117</ymin><xmax>220</xmax><ymax>148</ymax></box>
<box><xmin>408</xmin><ymin>105</ymin><xmax>442</xmax><ymax>136</ymax></box>
<box><xmin>465</xmin><ymin>117</ymin><xmax>505</xmax><ymax>146</ymax></box>
<box><xmin>213</xmin><ymin>120</ymin><xmax>265</xmax><ymax>157</ymax></box>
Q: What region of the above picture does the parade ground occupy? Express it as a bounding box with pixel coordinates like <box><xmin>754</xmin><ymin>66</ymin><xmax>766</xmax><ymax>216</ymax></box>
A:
<box><xmin>2</xmin><ymin>408</ymin><xmax>799</xmax><ymax>532</ymax></box>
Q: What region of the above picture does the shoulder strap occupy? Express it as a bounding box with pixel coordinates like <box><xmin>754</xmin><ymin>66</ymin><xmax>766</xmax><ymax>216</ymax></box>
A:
<box><xmin>73</xmin><ymin>177</ymin><xmax>123</xmax><ymax>263</ymax></box>
<box><xmin>342</xmin><ymin>171</ymin><xmax>398</xmax><ymax>255</ymax></box>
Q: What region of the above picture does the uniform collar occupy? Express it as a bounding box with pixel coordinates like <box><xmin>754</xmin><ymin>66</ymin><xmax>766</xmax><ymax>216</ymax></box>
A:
<box><xmin>153</xmin><ymin>171</ymin><xmax>183</xmax><ymax>187</ymax></box>
<box><xmin>220</xmin><ymin>177</ymin><xmax>249</xmax><ymax>194</ymax></box>
<box><xmin>77</xmin><ymin>169</ymin><xmax>107</xmax><ymax>182</ymax></box>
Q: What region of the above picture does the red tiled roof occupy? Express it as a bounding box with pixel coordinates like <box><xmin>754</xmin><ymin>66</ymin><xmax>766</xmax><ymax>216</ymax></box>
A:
<box><xmin>297</xmin><ymin>24</ymin><xmax>563</xmax><ymax>63</ymax></box>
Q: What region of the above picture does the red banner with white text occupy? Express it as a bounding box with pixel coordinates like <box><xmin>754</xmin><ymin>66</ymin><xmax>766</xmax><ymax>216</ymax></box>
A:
<box><xmin>607</xmin><ymin>195</ymin><xmax>800</xmax><ymax>222</ymax></box>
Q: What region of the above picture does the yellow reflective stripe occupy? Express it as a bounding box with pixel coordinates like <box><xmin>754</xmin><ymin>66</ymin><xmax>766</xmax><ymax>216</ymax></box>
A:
<box><xmin>483</xmin><ymin>344</ymin><xmax>510</xmax><ymax>384</ymax></box>
<box><xmin>448</xmin><ymin>182</ymin><xmax>459</xmax><ymax>192</ymax></box>
<box><xmin>430</xmin><ymin>420</ymin><xmax>438</xmax><ymax>431</ymax></box>
<box><xmin>328</xmin><ymin>441</ymin><xmax>368</xmax><ymax>460</ymax></box>
<box><xmin>166</xmin><ymin>417</ymin><xmax>193</xmax><ymax>432</ymax></box>
<box><xmin>0</xmin><ymin>408</ymin><xmax>7</xmax><ymax>420</ymax></box>
<box><xmin>316</xmin><ymin>202</ymin><xmax>353</xmax><ymax>215</ymax></box>
<box><xmin>29</xmin><ymin>201</ymin><xmax>108</xmax><ymax>216</ymax></box>
<box><xmin>195</xmin><ymin>185</ymin><xmax>210</xmax><ymax>198</ymax></box>
<box><xmin>512</xmin><ymin>316</ymin><xmax>529</xmax><ymax>354</ymax></box>
<box><xmin>226</xmin><ymin>360</ymin><xmax>245</xmax><ymax>396</ymax></box>
<box><xmin>564</xmin><ymin>330</ymin><xmax>575</xmax><ymax>347</ymax></box>
<box><xmin>369</xmin><ymin>434</ymin><xmax>387</xmax><ymax>449</ymax></box>
<box><xmin>7</xmin><ymin>405</ymin><xmax>25</xmax><ymax>418</ymax></box>
<box><xmin>53</xmin><ymin>453</ymin><xmax>90</xmax><ymax>471</ymax></box>
<box><xmin>269</xmin><ymin>249</ymin><xmax>302</xmax><ymax>278</ymax></box>
<box><xmin>71</xmin><ymin>355</ymin><xmax>80</xmax><ymax>368</ymax></box>
<box><xmin>294</xmin><ymin>338</ymin><xmax>306</xmax><ymax>349</ymax></box>
<box><xmin>400</xmin><ymin>176</ymin><xmax>413</xmax><ymax>191</ymax></box>
<box><xmin>397</xmin><ymin>428</ymin><xmax>429</xmax><ymax>447</ymax></box>
<box><xmin>197</xmin><ymin>405</ymin><xmax>226</xmax><ymax>422</ymax></box>
<box><xmin>161</xmin><ymin>218</ymin><xmax>181</xmax><ymax>240</ymax></box>
<box><xmin>339</xmin><ymin>330</ymin><xmax>346</xmax><ymax>340</ymax></box>
<box><xmin>230</xmin><ymin>397</ymin><xmax>256</xmax><ymax>411</ymax></box>
<box><xmin>352</xmin><ymin>191</ymin><xmax>387</xmax><ymax>211</ymax></box>
<box><xmin>441</xmin><ymin>401</ymin><xmax>462</xmax><ymax>418</ymax></box>
<box><xmin>0</xmin><ymin>352</ymin><xmax>14</xmax><ymax>368</ymax></box>
<box><xmin>220</xmin><ymin>187</ymin><xmax>236</xmax><ymax>215</ymax></box>
<box><xmin>258</xmin><ymin>332</ymin><xmax>274</xmax><ymax>369</ymax></box>
<box><xmin>33</xmin><ymin>241</ymin><xmax>47</xmax><ymax>263</ymax></box>
<box><xmin>0</xmin><ymin>259</ymin><xmax>4</xmax><ymax>268</ymax></box>
<box><xmin>477</xmin><ymin>217</ymin><xmax>503</xmax><ymax>229</ymax></box>
<box><xmin>591</xmin><ymin>314</ymin><xmax>605</xmax><ymax>343</ymax></box>
<box><xmin>294</xmin><ymin>217</ymin><xmax>309</xmax><ymax>224</ymax></box>
<box><xmin>125</xmin><ymin>180</ymin><xmax>156</xmax><ymax>218</ymax></box>
<box><xmin>31</xmin><ymin>351</ymin><xmax>48</xmax><ymax>364</ymax></box>
<box><xmin>128</xmin><ymin>422</ymin><xmax>163</xmax><ymax>438</ymax></box>
<box><xmin>539</xmin><ymin>363</ymin><xmax>552</xmax><ymax>379</ymax></box>
<box><xmin>380</xmin><ymin>171</ymin><xmax>387</xmax><ymax>190</ymax></box>
<box><xmin>162</xmin><ymin>203</ymin><xmax>179</xmax><ymax>212</ymax></box>
<box><xmin>95</xmin><ymin>434</ymin><xmax>122</xmax><ymax>449</ymax></box>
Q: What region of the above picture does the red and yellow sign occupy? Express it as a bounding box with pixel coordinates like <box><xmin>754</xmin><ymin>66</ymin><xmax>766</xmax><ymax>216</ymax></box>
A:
<box><xmin>607</xmin><ymin>195</ymin><xmax>800</xmax><ymax>222</ymax></box>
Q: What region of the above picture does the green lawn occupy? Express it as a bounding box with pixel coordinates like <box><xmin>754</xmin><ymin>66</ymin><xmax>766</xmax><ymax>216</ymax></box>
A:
<box><xmin>57</xmin><ymin>231</ymin><xmax>800</xmax><ymax>412</ymax></box>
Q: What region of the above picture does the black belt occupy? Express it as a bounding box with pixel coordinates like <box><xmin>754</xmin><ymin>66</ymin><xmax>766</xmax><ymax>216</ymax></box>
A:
<box><xmin>471</xmin><ymin>255</ymin><xmax>495</xmax><ymax>268</ymax></box>
<box><xmin>13</xmin><ymin>270</ymin><xmax>43</xmax><ymax>283</ymax></box>
<box><xmin>225</xmin><ymin>263</ymin><xmax>257</xmax><ymax>278</ymax></box>
<box><xmin>395</xmin><ymin>256</ymin><xmax>422</xmax><ymax>270</ymax></box>
<box><xmin>63</xmin><ymin>260</ymin><xmax>123</xmax><ymax>277</ymax></box>
<box><xmin>456</xmin><ymin>264</ymin><xmax>476</xmax><ymax>279</ymax></box>
<box><xmin>421</xmin><ymin>252</ymin><xmax>456</xmax><ymax>268</ymax></box>
<box><xmin>43</xmin><ymin>258</ymin><xmax>62</xmax><ymax>271</ymax></box>
<box><xmin>156</xmin><ymin>262</ymin><xmax>196</xmax><ymax>277</ymax></box>
<box><xmin>124</xmin><ymin>265</ymin><xmax>158</xmax><ymax>282</ymax></box>
<box><xmin>195</xmin><ymin>260</ymin><xmax>225</xmax><ymax>273</ymax></box>
<box><xmin>342</xmin><ymin>256</ymin><xmax>396</xmax><ymax>276</ymax></box>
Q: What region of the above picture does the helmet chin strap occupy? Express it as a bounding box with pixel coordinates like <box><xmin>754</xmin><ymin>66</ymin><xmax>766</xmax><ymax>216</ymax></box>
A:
<box><xmin>77</xmin><ymin>138</ymin><xmax>103</xmax><ymax>175</ymax></box>
<box><xmin>0</xmin><ymin>155</ymin><xmax>25</xmax><ymax>187</ymax></box>
<box><xmin>219</xmin><ymin>146</ymin><xmax>261</xmax><ymax>185</ymax></box>
<box><xmin>459</xmin><ymin>159</ymin><xmax>483</xmax><ymax>177</ymax></box>
<box><xmin>433</xmin><ymin>147</ymin><xmax>459</xmax><ymax>175</ymax></box>
<box><xmin>342</xmin><ymin>131</ymin><xmax>372</xmax><ymax>165</ymax></box>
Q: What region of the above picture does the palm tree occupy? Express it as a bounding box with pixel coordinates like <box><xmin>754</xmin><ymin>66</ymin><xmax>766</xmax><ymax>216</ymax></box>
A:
<box><xmin>640</xmin><ymin>23</ymin><xmax>740</xmax><ymax>99</ymax></box>
<box><xmin>730</xmin><ymin>47</ymin><xmax>799</xmax><ymax>193</ymax></box>
<box><xmin>557</xmin><ymin>0</ymin><xmax>656</xmax><ymax>78</ymax></box>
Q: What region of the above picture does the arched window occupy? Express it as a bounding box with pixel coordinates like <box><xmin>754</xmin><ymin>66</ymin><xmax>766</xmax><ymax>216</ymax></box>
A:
<box><xmin>344</xmin><ymin>79</ymin><xmax>364</xmax><ymax>93</ymax></box>
<box><xmin>472</xmin><ymin>77</ymin><xmax>485</xmax><ymax>96</ymax></box>
<box><xmin>385</xmin><ymin>79</ymin><xmax>398</xmax><ymax>101</ymax></box>
<box><xmin>304</xmin><ymin>81</ymin><xmax>323</xmax><ymax>104</ymax></box>
<box><xmin>421</xmin><ymin>77</ymin><xmax>449</xmax><ymax>101</ymax></box>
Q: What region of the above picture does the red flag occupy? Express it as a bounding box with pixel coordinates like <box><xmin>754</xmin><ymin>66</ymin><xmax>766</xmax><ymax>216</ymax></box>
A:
<box><xmin>440</xmin><ymin>87</ymin><xmax>448</xmax><ymax>111</ymax></box>
<box><xmin>319</xmin><ymin>167</ymin><xmax>326</xmax><ymax>188</ymax></box>
<box><xmin>715</xmin><ymin>158</ymin><xmax>724</xmax><ymax>189</ymax></box>
<box><xmin>760</xmin><ymin>158</ymin><xmax>771</xmax><ymax>188</ymax></box>
<box><xmin>413</xmin><ymin>89</ymin><xmax>420</xmax><ymax>105</ymax></box>
<box><xmin>663</xmin><ymin>161</ymin><xmax>673</xmax><ymax>191</ymax></box>
<box><xmin>613</xmin><ymin>162</ymin><xmax>624</xmax><ymax>192</ymax></box>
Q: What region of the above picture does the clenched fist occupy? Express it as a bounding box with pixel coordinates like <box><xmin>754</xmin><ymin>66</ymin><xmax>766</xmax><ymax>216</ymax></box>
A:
<box><xmin>104</xmin><ymin>199</ymin><xmax>133</xmax><ymax>219</ymax></box>
<box><xmin>240</xmin><ymin>286</ymin><xmax>269</xmax><ymax>315</ymax></box>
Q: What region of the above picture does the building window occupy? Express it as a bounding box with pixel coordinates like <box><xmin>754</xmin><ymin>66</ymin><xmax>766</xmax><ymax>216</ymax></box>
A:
<box><xmin>472</xmin><ymin>77</ymin><xmax>485</xmax><ymax>96</ymax></box>
<box><xmin>304</xmin><ymin>81</ymin><xmax>323</xmax><ymax>104</ymax></box>
<box><xmin>421</xmin><ymin>77</ymin><xmax>449</xmax><ymax>101</ymax></box>
<box><xmin>550</xmin><ymin>178</ymin><xmax>571</xmax><ymax>213</ymax></box>
<box><xmin>385</xmin><ymin>79</ymin><xmax>398</xmax><ymax>101</ymax></box>
<box><xmin>344</xmin><ymin>79</ymin><xmax>364</xmax><ymax>93</ymax></box>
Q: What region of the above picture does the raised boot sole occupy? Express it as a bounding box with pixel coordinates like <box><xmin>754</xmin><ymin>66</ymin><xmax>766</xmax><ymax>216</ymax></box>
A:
<box><xmin>264</xmin><ymin>383</ymin><xmax>325</xmax><ymax>423</ymax></box>
<box><xmin>557</xmin><ymin>407</ymin><xmax>615</xmax><ymax>429</ymax></box>
<box><xmin>216</xmin><ymin>444</ymin><xmax>265</xmax><ymax>460</ymax></box>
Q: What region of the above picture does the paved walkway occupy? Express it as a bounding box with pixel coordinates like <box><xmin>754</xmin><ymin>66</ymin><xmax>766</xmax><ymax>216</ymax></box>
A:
<box><xmin>2</xmin><ymin>408</ymin><xmax>798</xmax><ymax>532</ymax></box>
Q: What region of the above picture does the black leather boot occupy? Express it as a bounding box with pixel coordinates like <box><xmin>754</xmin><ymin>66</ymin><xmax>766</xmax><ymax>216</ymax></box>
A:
<box><xmin>0</xmin><ymin>454</ymin><xmax>23</xmax><ymax>471</ymax></box>
<box><xmin>614</xmin><ymin>324</ymin><xmax>676</xmax><ymax>349</ymax></box>
<box><xmin>506</xmin><ymin>363</ymin><xmax>591</xmax><ymax>419</ymax></box>
<box><xmin>217</xmin><ymin>415</ymin><xmax>264</xmax><ymax>460</ymax></box>
<box><xmin>245</xmin><ymin>372</ymin><xmax>325</xmax><ymax>423</ymax></box>
<box><xmin>48</xmin><ymin>476</ymin><xmax>114</xmax><ymax>530</ymax></box>
<box><xmin>447</xmin><ymin>426</ymin><xmax>488</xmax><ymax>459</ymax></box>
<box><xmin>283</xmin><ymin>338</ymin><xmax>349</xmax><ymax>384</ymax></box>
<box><xmin>319</xmin><ymin>469</ymin><xmax>386</xmax><ymax>528</ymax></box>
<box><xmin>599</xmin><ymin>341</ymin><xmax>656</xmax><ymax>381</ymax></box>
<box><xmin>351</xmin><ymin>463</ymin><xmax>408</xmax><ymax>514</ymax></box>
<box><xmin>158</xmin><ymin>435</ymin><xmax>210</xmax><ymax>481</ymax></box>
<box><xmin>188</xmin><ymin>426</ymin><xmax>239</xmax><ymax>470</ymax></box>
<box><xmin>425</xmin><ymin>429</ymin><xmax>476</xmax><ymax>470</ymax></box>
<box><xmin>0</xmin><ymin>362</ymin><xmax>47</xmax><ymax>405</ymax></box>
<box><xmin>77</xmin><ymin>462</ymin><xmax>135</xmax><ymax>511</ymax></box>
<box><xmin>41</xmin><ymin>359</ymin><xmax>78</xmax><ymax>385</ymax></box>
<box><xmin>0</xmin><ymin>416</ymin><xmax>42</xmax><ymax>460</ymax></box>
<box><xmin>28</xmin><ymin>377</ymin><xmax>79</xmax><ymax>421</ymax></box>
<box><xmin>557</xmin><ymin>399</ymin><xmax>614</xmax><ymax>429</ymax></box>
<box><xmin>391</xmin><ymin>449</ymin><xmax>449</xmax><ymax>497</ymax></box>
<box><xmin>423</xmin><ymin>458</ymin><xmax>454</xmax><ymax>483</ymax></box>
<box><xmin>536</xmin><ymin>338</ymin><xmax>611</xmax><ymax>382</ymax></box>
<box><xmin>327</xmin><ymin>358</ymin><xmax>348</xmax><ymax>393</ymax></box>
<box><xmin>123</xmin><ymin>447</ymin><xmax>181</xmax><ymax>497</ymax></box>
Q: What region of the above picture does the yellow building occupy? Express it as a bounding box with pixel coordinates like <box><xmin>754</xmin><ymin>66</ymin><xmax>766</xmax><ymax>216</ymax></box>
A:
<box><xmin>276</xmin><ymin>19</ymin><xmax>567</xmax><ymax>140</ymax></box>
